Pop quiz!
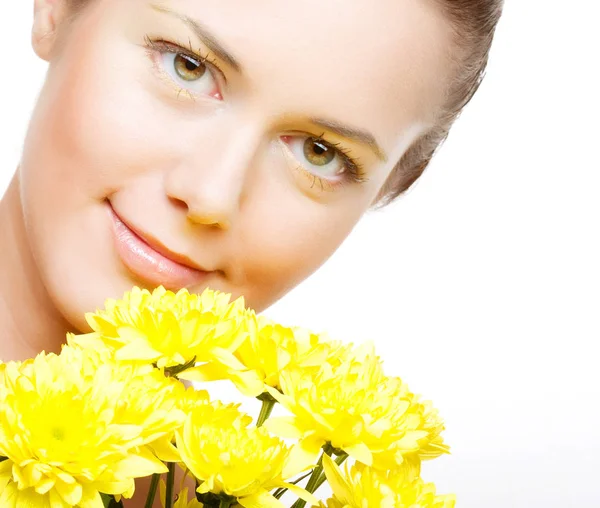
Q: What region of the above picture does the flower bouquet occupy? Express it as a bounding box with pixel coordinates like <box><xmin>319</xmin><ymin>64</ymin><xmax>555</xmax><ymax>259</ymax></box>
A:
<box><xmin>0</xmin><ymin>286</ymin><xmax>456</xmax><ymax>507</ymax></box>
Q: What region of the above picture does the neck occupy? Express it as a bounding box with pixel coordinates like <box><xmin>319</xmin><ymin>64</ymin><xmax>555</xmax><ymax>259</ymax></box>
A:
<box><xmin>0</xmin><ymin>172</ymin><xmax>71</xmax><ymax>362</ymax></box>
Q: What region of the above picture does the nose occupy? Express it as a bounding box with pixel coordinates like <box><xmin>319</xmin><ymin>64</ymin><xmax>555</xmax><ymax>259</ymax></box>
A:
<box><xmin>167</xmin><ymin>194</ymin><xmax>233</xmax><ymax>230</ymax></box>
<box><xmin>164</xmin><ymin>126</ymin><xmax>261</xmax><ymax>231</ymax></box>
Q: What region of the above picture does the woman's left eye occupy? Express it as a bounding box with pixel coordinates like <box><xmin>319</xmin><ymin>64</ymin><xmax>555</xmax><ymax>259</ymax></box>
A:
<box><xmin>282</xmin><ymin>135</ymin><xmax>363</xmax><ymax>185</ymax></box>
<box><xmin>148</xmin><ymin>40</ymin><xmax>222</xmax><ymax>100</ymax></box>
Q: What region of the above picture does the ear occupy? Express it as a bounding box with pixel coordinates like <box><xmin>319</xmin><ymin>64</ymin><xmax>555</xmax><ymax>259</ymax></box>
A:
<box><xmin>32</xmin><ymin>0</ymin><xmax>70</xmax><ymax>61</ymax></box>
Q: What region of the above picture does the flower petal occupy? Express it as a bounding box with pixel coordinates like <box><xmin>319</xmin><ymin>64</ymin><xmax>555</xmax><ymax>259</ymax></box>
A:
<box><xmin>238</xmin><ymin>489</ymin><xmax>285</xmax><ymax>508</ymax></box>
<box><xmin>322</xmin><ymin>454</ymin><xmax>354</xmax><ymax>506</ymax></box>
<box><xmin>343</xmin><ymin>442</ymin><xmax>373</xmax><ymax>466</ymax></box>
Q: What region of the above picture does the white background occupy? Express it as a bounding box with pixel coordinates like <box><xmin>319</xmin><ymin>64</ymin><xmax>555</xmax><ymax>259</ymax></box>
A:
<box><xmin>1</xmin><ymin>2</ymin><xmax>599</xmax><ymax>506</ymax></box>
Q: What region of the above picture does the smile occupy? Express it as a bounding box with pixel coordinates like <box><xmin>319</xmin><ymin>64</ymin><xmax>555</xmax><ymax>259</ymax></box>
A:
<box><xmin>108</xmin><ymin>202</ymin><xmax>210</xmax><ymax>290</ymax></box>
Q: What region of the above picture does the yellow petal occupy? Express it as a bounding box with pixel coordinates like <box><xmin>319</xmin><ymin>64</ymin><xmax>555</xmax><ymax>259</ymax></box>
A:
<box><xmin>78</xmin><ymin>487</ymin><xmax>105</xmax><ymax>508</ymax></box>
<box><xmin>238</xmin><ymin>489</ymin><xmax>285</xmax><ymax>508</ymax></box>
<box><xmin>277</xmin><ymin>482</ymin><xmax>319</xmax><ymax>506</ymax></box>
<box><xmin>90</xmin><ymin>480</ymin><xmax>134</xmax><ymax>496</ymax></box>
<box><xmin>282</xmin><ymin>444</ymin><xmax>317</xmax><ymax>480</ymax></box>
<box><xmin>150</xmin><ymin>437</ymin><xmax>182</xmax><ymax>463</ymax></box>
<box><xmin>264</xmin><ymin>385</ymin><xmax>286</xmax><ymax>404</ymax></box>
<box><xmin>322</xmin><ymin>454</ymin><xmax>353</xmax><ymax>505</ymax></box>
<box><xmin>282</xmin><ymin>436</ymin><xmax>322</xmax><ymax>479</ymax></box>
<box><xmin>343</xmin><ymin>442</ymin><xmax>373</xmax><ymax>466</ymax></box>
<box><xmin>178</xmin><ymin>363</ymin><xmax>228</xmax><ymax>383</ymax></box>
<box><xmin>115</xmin><ymin>338</ymin><xmax>161</xmax><ymax>362</ymax></box>
<box><xmin>112</xmin><ymin>449</ymin><xmax>168</xmax><ymax>479</ymax></box>
<box><xmin>228</xmin><ymin>370</ymin><xmax>264</xmax><ymax>397</ymax></box>
<box><xmin>54</xmin><ymin>478</ymin><xmax>82</xmax><ymax>506</ymax></box>
<box><xmin>210</xmin><ymin>347</ymin><xmax>248</xmax><ymax>371</ymax></box>
<box><xmin>264</xmin><ymin>417</ymin><xmax>303</xmax><ymax>439</ymax></box>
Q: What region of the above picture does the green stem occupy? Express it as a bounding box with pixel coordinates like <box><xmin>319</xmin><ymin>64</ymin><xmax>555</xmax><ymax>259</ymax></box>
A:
<box><xmin>290</xmin><ymin>443</ymin><xmax>334</xmax><ymax>508</ymax></box>
<box><xmin>256</xmin><ymin>394</ymin><xmax>276</xmax><ymax>427</ymax></box>
<box><xmin>219</xmin><ymin>500</ymin><xmax>233</xmax><ymax>508</ymax></box>
<box><xmin>311</xmin><ymin>452</ymin><xmax>349</xmax><ymax>493</ymax></box>
<box><xmin>164</xmin><ymin>356</ymin><xmax>197</xmax><ymax>378</ymax></box>
<box><xmin>164</xmin><ymin>463</ymin><xmax>176</xmax><ymax>508</ymax></box>
<box><xmin>144</xmin><ymin>474</ymin><xmax>161</xmax><ymax>508</ymax></box>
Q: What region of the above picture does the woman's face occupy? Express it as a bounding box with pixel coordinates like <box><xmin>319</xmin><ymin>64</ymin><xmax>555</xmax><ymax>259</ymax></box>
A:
<box><xmin>19</xmin><ymin>0</ymin><xmax>451</xmax><ymax>328</ymax></box>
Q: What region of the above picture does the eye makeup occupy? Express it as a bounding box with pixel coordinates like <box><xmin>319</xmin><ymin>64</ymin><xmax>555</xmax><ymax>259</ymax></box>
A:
<box><xmin>143</xmin><ymin>35</ymin><xmax>225</xmax><ymax>101</ymax></box>
<box><xmin>280</xmin><ymin>134</ymin><xmax>368</xmax><ymax>192</ymax></box>
<box><xmin>142</xmin><ymin>32</ymin><xmax>370</xmax><ymax>193</ymax></box>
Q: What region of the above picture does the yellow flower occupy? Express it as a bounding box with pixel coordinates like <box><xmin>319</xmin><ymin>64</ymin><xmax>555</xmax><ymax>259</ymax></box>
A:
<box><xmin>83</xmin><ymin>286</ymin><xmax>251</xmax><ymax>370</ymax></box>
<box><xmin>185</xmin><ymin>315</ymin><xmax>333</xmax><ymax>397</ymax></box>
<box><xmin>61</xmin><ymin>343</ymin><xmax>191</xmax><ymax>442</ymax></box>
<box><xmin>175</xmin><ymin>403</ymin><xmax>316</xmax><ymax>508</ymax></box>
<box><xmin>173</xmin><ymin>383</ymin><xmax>212</xmax><ymax>414</ymax></box>
<box><xmin>67</xmin><ymin>331</ymin><xmax>209</xmax><ymax>462</ymax></box>
<box><xmin>265</xmin><ymin>343</ymin><xmax>448</xmax><ymax>470</ymax></box>
<box><xmin>410</xmin><ymin>397</ymin><xmax>450</xmax><ymax>461</ymax></box>
<box><xmin>0</xmin><ymin>480</ymin><xmax>55</xmax><ymax>507</ymax></box>
<box><xmin>149</xmin><ymin>383</ymin><xmax>214</xmax><ymax>463</ymax></box>
<box><xmin>320</xmin><ymin>454</ymin><xmax>456</xmax><ymax>508</ymax></box>
<box><xmin>0</xmin><ymin>347</ymin><xmax>172</xmax><ymax>507</ymax></box>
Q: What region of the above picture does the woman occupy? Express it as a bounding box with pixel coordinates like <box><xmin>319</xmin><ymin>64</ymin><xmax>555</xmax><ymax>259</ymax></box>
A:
<box><xmin>0</xmin><ymin>0</ymin><xmax>503</xmax><ymax>504</ymax></box>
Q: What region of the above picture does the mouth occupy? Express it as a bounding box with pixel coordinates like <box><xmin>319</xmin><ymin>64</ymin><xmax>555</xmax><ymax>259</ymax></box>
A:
<box><xmin>107</xmin><ymin>202</ymin><xmax>211</xmax><ymax>291</ymax></box>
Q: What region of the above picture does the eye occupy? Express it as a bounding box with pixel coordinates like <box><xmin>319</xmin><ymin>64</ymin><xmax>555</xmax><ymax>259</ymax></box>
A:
<box><xmin>146</xmin><ymin>39</ymin><xmax>223</xmax><ymax>100</ymax></box>
<box><xmin>161</xmin><ymin>51</ymin><xmax>221</xmax><ymax>99</ymax></box>
<box><xmin>172</xmin><ymin>53</ymin><xmax>207</xmax><ymax>82</ymax></box>
<box><xmin>283</xmin><ymin>136</ymin><xmax>349</xmax><ymax>180</ymax></box>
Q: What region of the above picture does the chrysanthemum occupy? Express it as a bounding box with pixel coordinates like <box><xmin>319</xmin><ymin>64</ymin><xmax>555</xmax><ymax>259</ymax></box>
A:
<box><xmin>149</xmin><ymin>384</ymin><xmax>215</xmax><ymax>463</ymax></box>
<box><xmin>320</xmin><ymin>454</ymin><xmax>456</xmax><ymax>508</ymax></box>
<box><xmin>184</xmin><ymin>314</ymin><xmax>333</xmax><ymax>397</ymax></box>
<box><xmin>0</xmin><ymin>347</ymin><xmax>176</xmax><ymax>507</ymax></box>
<box><xmin>265</xmin><ymin>343</ymin><xmax>448</xmax><ymax>471</ymax></box>
<box><xmin>175</xmin><ymin>403</ymin><xmax>316</xmax><ymax>507</ymax></box>
<box><xmin>172</xmin><ymin>383</ymin><xmax>212</xmax><ymax>414</ymax></box>
<box><xmin>82</xmin><ymin>286</ymin><xmax>251</xmax><ymax>370</ymax></box>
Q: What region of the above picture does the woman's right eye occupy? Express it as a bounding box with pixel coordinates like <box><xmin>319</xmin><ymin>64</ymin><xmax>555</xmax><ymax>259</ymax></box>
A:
<box><xmin>148</xmin><ymin>40</ymin><xmax>223</xmax><ymax>100</ymax></box>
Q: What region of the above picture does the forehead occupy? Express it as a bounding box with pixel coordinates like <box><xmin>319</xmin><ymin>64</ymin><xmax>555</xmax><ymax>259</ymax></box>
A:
<box><xmin>124</xmin><ymin>0</ymin><xmax>453</xmax><ymax>152</ymax></box>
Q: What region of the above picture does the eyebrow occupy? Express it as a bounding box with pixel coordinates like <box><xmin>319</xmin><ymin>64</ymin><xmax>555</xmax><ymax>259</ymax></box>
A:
<box><xmin>151</xmin><ymin>4</ymin><xmax>386</xmax><ymax>162</ymax></box>
<box><xmin>309</xmin><ymin>117</ymin><xmax>387</xmax><ymax>161</ymax></box>
<box><xmin>151</xmin><ymin>4</ymin><xmax>242</xmax><ymax>73</ymax></box>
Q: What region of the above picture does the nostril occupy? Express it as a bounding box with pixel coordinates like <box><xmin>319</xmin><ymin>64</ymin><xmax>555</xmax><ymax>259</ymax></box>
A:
<box><xmin>168</xmin><ymin>196</ymin><xmax>189</xmax><ymax>212</ymax></box>
<box><xmin>168</xmin><ymin>195</ymin><xmax>229</xmax><ymax>230</ymax></box>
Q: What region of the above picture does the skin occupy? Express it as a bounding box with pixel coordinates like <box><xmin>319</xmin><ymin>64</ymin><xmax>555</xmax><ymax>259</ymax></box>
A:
<box><xmin>0</xmin><ymin>0</ymin><xmax>453</xmax><ymax>503</ymax></box>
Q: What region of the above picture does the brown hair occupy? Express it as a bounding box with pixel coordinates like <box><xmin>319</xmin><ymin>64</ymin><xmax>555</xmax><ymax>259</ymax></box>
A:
<box><xmin>377</xmin><ymin>0</ymin><xmax>504</xmax><ymax>205</ymax></box>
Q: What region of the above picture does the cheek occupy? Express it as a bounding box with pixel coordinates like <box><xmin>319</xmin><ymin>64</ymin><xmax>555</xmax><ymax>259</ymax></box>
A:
<box><xmin>22</xmin><ymin>51</ymin><xmax>166</xmax><ymax>205</ymax></box>
<box><xmin>16</xmin><ymin>30</ymin><xmax>182</xmax><ymax>326</ymax></box>
<box><xmin>19</xmin><ymin>26</ymin><xmax>201</xmax><ymax>245</ymax></box>
<box><xmin>235</xmin><ymin>182</ymin><xmax>365</xmax><ymax>311</ymax></box>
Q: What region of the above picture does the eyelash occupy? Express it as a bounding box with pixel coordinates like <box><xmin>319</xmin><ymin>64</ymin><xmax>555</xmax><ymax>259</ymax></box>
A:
<box><xmin>293</xmin><ymin>135</ymin><xmax>367</xmax><ymax>191</ymax></box>
<box><xmin>143</xmin><ymin>35</ymin><xmax>367</xmax><ymax>191</ymax></box>
<box><xmin>143</xmin><ymin>35</ymin><xmax>223</xmax><ymax>99</ymax></box>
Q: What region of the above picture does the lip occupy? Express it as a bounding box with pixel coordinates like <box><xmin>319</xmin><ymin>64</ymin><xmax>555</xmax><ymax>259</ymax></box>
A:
<box><xmin>108</xmin><ymin>203</ymin><xmax>210</xmax><ymax>290</ymax></box>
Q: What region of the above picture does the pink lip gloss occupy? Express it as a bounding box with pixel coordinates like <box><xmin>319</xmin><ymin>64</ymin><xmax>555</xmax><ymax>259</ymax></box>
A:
<box><xmin>109</xmin><ymin>205</ymin><xmax>209</xmax><ymax>290</ymax></box>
